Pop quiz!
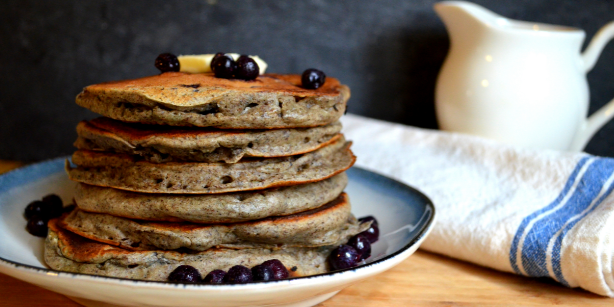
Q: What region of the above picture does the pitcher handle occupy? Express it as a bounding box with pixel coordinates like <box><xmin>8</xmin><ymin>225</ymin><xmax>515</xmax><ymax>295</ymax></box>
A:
<box><xmin>582</xmin><ymin>21</ymin><xmax>614</xmax><ymax>72</ymax></box>
<box><xmin>571</xmin><ymin>22</ymin><xmax>614</xmax><ymax>151</ymax></box>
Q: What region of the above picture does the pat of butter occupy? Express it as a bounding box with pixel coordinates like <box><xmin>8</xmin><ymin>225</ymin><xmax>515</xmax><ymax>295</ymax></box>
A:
<box><xmin>178</xmin><ymin>54</ymin><xmax>267</xmax><ymax>74</ymax></box>
<box><xmin>177</xmin><ymin>54</ymin><xmax>215</xmax><ymax>73</ymax></box>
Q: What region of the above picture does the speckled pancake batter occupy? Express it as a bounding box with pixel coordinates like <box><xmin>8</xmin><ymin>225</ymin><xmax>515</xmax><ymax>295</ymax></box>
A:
<box><xmin>75</xmin><ymin>72</ymin><xmax>349</xmax><ymax>129</ymax></box>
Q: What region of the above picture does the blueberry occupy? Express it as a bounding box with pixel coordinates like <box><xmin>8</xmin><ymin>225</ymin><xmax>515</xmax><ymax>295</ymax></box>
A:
<box><xmin>42</xmin><ymin>194</ymin><xmax>63</xmax><ymax>219</ymax></box>
<box><xmin>251</xmin><ymin>264</ymin><xmax>273</xmax><ymax>281</ymax></box>
<box><xmin>210</xmin><ymin>52</ymin><xmax>225</xmax><ymax>71</ymax></box>
<box><xmin>203</xmin><ymin>269</ymin><xmax>226</xmax><ymax>284</ymax></box>
<box><xmin>24</xmin><ymin>195</ymin><xmax>64</xmax><ymax>221</ymax></box>
<box><xmin>328</xmin><ymin>245</ymin><xmax>360</xmax><ymax>271</ymax></box>
<box><xmin>168</xmin><ymin>265</ymin><xmax>202</xmax><ymax>283</ymax></box>
<box><xmin>42</xmin><ymin>194</ymin><xmax>62</xmax><ymax>207</ymax></box>
<box><xmin>223</xmin><ymin>265</ymin><xmax>253</xmax><ymax>284</ymax></box>
<box><xmin>301</xmin><ymin>69</ymin><xmax>326</xmax><ymax>89</ymax></box>
<box><xmin>155</xmin><ymin>53</ymin><xmax>180</xmax><ymax>73</ymax></box>
<box><xmin>358</xmin><ymin>215</ymin><xmax>378</xmax><ymax>227</ymax></box>
<box><xmin>24</xmin><ymin>201</ymin><xmax>46</xmax><ymax>220</ymax></box>
<box><xmin>211</xmin><ymin>54</ymin><xmax>237</xmax><ymax>79</ymax></box>
<box><xmin>236</xmin><ymin>55</ymin><xmax>259</xmax><ymax>80</ymax></box>
<box><xmin>26</xmin><ymin>216</ymin><xmax>48</xmax><ymax>237</ymax></box>
<box><xmin>359</xmin><ymin>223</ymin><xmax>380</xmax><ymax>244</ymax></box>
<box><xmin>261</xmin><ymin>259</ymin><xmax>289</xmax><ymax>280</ymax></box>
<box><xmin>347</xmin><ymin>234</ymin><xmax>371</xmax><ymax>260</ymax></box>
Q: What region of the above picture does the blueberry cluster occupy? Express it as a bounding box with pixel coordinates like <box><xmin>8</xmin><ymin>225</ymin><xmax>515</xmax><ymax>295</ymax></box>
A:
<box><xmin>327</xmin><ymin>215</ymin><xmax>379</xmax><ymax>271</ymax></box>
<box><xmin>167</xmin><ymin>259</ymin><xmax>290</xmax><ymax>284</ymax></box>
<box><xmin>24</xmin><ymin>194</ymin><xmax>67</xmax><ymax>237</ymax></box>
<box><xmin>210</xmin><ymin>53</ymin><xmax>260</xmax><ymax>80</ymax></box>
<box><xmin>154</xmin><ymin>52</ymin><xmax>328</xmax><ymax>89</ymax></box>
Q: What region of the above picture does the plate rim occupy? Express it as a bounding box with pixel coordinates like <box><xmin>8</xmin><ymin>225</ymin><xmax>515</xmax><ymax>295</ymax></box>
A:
<box><xmin>0</xmin><ymin>157</ymin><xmax>436</xmax><ymax>289</ymax></box>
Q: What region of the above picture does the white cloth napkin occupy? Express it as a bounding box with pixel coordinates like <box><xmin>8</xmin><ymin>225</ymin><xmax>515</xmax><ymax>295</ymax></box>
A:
<box><xmin>341</xmin><ymin>114</ymin><xmax>614</xmax><ymax>297</ymax></box>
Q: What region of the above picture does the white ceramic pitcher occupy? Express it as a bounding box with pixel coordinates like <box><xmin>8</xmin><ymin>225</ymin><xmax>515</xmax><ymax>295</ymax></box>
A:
<box><xmin>434</xmin><ymin>1</ymin><xmax>614</xmax><ymax>151</ymax></box>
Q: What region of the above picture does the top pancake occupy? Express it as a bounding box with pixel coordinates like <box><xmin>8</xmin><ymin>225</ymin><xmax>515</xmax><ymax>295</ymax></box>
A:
<box><xmin>75</xmin><ymin>72</ymin><xmax>350</xmax><ymax>129</ymax></box>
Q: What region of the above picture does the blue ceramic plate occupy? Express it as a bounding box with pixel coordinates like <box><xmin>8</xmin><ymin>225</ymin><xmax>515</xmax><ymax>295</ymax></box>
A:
<box><xmin>0</xmin><ymin>158</ymin><xmax>435</xmax><ymax>307</ymax></box>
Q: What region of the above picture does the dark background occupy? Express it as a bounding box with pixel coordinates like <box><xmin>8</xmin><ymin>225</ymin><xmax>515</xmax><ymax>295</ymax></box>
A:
<box><xmin>1</xmin><ymin>0</ymin><xmax>613</xmax><ymax>161</ymax></box>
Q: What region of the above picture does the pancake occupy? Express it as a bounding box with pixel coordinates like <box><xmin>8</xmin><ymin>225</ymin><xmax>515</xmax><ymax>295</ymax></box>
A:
<box><xmin>75</xmin><ymin>117</ymin><xmax>343</xmax><ymax>163</ymax></box>
<box><xmin>45</xmin><ymin>219</ymin><xmax>331</xmax><ymax>281</ymax></box>
<box><xmin>61</xmin><ymin>193</ymin><xmax>368</xmax><ymax>251</ymax></box>
<box><xmin>75</xmin><ymin>173</ymin><xmax>347</xmax><ymax>223</ymax></box>
<box><xmin>75</xmin><ymin>72</ymin><xmax>349</xmax><ymax>129</ymax></box>
<box><xmin>66</xmin><ymin>137</ymin><xmax>355</xmax><ymax>194</ymax></box>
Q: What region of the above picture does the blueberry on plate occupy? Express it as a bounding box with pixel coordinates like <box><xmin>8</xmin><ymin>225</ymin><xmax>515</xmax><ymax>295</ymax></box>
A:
<box><xmin>301</xmin><ymin>68</ymin><xmax>326</xmax><ymax>89</ymax></box>
<box><xmin>261</xmin><ymin>259</ymin><xmax>289</xmax><ymax>280</ymax></box>
<box><xmin>24</xmin><ymin>195</ymin><xmax>64</xmax><ymax>221</ymax></box>
<box><xmin>168</xmin><ymin>265</ymin><xmax>202</xmax><ymax>283</ymax></box>
<box><xmin>42</xmin><ymin>194</ymin><xmax>63</xmax><ymax>219</ymax></box>
<box><xmin>251</xmin><ymin>264</ymin><xmax>274</xmax><ymax>281</ymax></box>
<box><xmin>328</xmin><ymin>245</ymin><xmax>360</xmax><ymax>271</ymax></box>
<box><xmin>223</xmin><ymin>265</ymin><xmax>253</xmax><ymax>284</ymax></box>
<box><xmin>155</xmin><ymin>53</ymin><xmax>180</xmax><ymax>73</ymax></box>
<box><xmin>236</xmin><ymin>55</ymin><xmax>259</xmax><ymax>80</ymax></box>
<box><xmin>26</xmin><ymin>216</ymin><xmax>48</xmax><ymax>238</ymax></box>
<box><xmin>347</xmin><ymin>234</ymin><xmax>371</xmax><ymax>260</ymax></box>
<box><xmin>203</xmin><ymin>269</ymin><xmax>226</xmax><ymax>284</ymax></box>
<box><xmin>24</xmin><ymin>200</ymin><xmax>46</xmax><ymax>220</ymax></box>
<box><xmin>211</xmin><ymin>54</ymin><xmax>237</xmax><ymax>79</ymax></box>
<box><xmin>359</xmin><ymin>223</ymin><xmax>380</xmax><ymax>244</ymax></box>
<box><xmin>358</xmin><ymin>216</ymin><xmax>380</xmax><ymax>244</ymax></box>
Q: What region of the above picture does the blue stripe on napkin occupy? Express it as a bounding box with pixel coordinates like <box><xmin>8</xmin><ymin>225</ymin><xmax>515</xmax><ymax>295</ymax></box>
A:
<box><xmin>509</xmin><ymin>156</ymin><xmax>589</xmax><ymax>275</ymax></box>
<box><xmin>509</xmin><ymin>156</ymin><xmax>614</xmax><ymax>285</ymax></box>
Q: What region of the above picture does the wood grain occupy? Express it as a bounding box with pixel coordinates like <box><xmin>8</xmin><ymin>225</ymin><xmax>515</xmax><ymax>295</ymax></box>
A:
<box><xmin>0</xmin><ymin>160</ymin><xmax>23</xmax><ymax>174</ymax></box>
<box><xmin>0</xmin><ymin>161</ymin><xmax>610</xmax><ymax>306</ymax></box>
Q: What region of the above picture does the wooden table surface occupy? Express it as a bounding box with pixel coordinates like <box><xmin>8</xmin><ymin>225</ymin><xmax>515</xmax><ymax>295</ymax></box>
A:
<box><xmin>0</xmin><ymin>161</ymin><xmax>611</xmax><ymax>306</ymax></box>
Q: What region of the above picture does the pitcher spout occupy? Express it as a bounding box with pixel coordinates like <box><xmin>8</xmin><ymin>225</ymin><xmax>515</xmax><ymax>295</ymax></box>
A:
<box><xmin>434</xmin><ymin>1</ymin><xmax>505</xmax><ymax>26</ymax></box>
<box><xmin>435</xmin><ymin>1</ymin><xmax>506</xmax><ymax>45</ymax></box>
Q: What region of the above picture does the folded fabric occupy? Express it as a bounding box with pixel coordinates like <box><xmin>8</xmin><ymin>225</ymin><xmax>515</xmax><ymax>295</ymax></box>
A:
<box><xmin>341</xmin><ymin>114</ymin><xmax>614</xmax><ymax>297</ymax></box>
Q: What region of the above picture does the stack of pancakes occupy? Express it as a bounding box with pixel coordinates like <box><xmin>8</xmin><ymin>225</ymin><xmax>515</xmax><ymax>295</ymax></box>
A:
<box><xmin>45</xmin><ymin>72</ymin><xmax>366</xmax><ymax>281</ymax></box>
